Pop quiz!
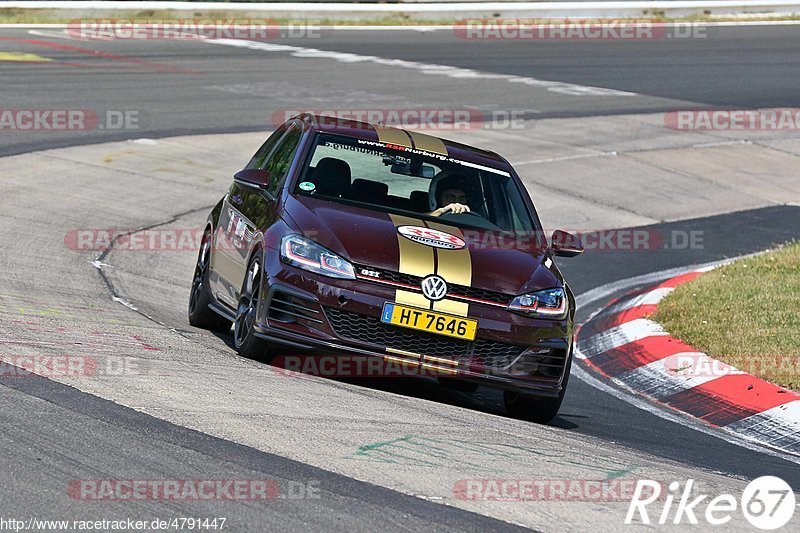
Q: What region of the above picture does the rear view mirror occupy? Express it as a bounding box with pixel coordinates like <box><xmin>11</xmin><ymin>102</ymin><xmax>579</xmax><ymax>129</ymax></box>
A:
<box><xmin>390</xmin><ymin>161</ymin><xmax>411</xmax><ymax>175</ymax></box>
<box><xmin>550</xmin><ymin>229</ymin><xmax>584</xmax><ymax>257</ymax></box>
<box><xmin>389</xmin><ymin>161</ymin><xmax>436</xmax><ymax>178</ymax></box>
<box><xmin>234</xmin><ymin>169</ymin><xmax>271</xmax><ymax>189</ymax></box>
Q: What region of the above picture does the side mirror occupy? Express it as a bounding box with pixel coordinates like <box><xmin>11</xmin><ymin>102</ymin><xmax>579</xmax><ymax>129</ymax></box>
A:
<box><xmin>550</xmin><ymin>229</ymin><xmax>584</xmax><ymax>257</ymax></box>
<box><xmin>234</xmin><ymin>169</ymin><xmax>271</xmax><ymax>189</ymax></box>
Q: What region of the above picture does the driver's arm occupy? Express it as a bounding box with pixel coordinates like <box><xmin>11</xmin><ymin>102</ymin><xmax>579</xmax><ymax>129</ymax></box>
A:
<box><xmin>429</xmin><ymin>203</ymin><xmax>470</xmax><ymax>217</ymax></box>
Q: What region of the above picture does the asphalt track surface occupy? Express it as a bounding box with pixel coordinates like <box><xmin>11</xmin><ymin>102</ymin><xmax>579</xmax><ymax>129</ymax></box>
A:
<box><xmin>1</xmin><ymin>24</ymin><xmax>799</xmax><ymax>531</ymax></box>
<box><xmin>2</xmin><ymin>24</ymin><xmax>800</xmax><ymax>156</ymax></box>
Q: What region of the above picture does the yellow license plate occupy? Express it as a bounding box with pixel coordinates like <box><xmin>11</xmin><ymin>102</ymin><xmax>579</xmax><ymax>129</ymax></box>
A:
<box><xmin>380</xmin><ymin>302</ymin><xmax>477</xmax><ymax>341</ymax></box>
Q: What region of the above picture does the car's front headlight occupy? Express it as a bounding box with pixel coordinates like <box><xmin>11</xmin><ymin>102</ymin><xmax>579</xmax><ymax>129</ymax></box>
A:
<box><xmin>508</xmin><ymin>287</ymin><xmax>568</xmax><ymax>319</ymax></box>
<box><xmin>280</xmin><ymin>235</ymin><xmax>355</xmax><ymax>279</ymax></box>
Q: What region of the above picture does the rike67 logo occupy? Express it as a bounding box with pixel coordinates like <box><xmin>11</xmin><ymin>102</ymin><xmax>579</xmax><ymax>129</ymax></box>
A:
<box><xmin>626</xmin><ymin>476</ymin><xmax>795</xmax><ymax>530</ymax></box>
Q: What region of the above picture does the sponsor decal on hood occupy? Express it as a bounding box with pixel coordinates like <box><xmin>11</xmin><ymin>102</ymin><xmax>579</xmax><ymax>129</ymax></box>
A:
<box><xmin>397</xmin><ymin>225</ymin><xmax>466</xmax><ymax>250</ymax></box>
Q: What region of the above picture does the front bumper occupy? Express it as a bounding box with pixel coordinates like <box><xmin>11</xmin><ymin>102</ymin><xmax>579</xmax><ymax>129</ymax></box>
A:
<box><xmin>254</xmin><ymin>249</ymin><xmax>573</xmax><ymax>397</ymax></box>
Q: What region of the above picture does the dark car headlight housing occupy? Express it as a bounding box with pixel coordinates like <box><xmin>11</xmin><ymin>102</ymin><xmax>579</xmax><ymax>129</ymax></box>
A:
<box><xmin>508</xmin><ymin>287</ymin><xmax>568</xmax><ymax>319</ymax></box>
<box><xmin>280</xmin><ymin>235</ymin><xmax>355</xmax><ymax>279</ymax></box>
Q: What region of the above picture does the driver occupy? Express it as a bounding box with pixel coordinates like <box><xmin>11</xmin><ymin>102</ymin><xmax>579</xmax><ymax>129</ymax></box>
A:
<box><xmin>429</xmin><ymin>173</ymin><xmax>472</xmax><ymax>217</ymax></box>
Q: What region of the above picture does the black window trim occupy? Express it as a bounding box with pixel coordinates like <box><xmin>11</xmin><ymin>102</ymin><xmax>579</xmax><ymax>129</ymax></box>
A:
<box><xmin>251</xmin><ymin>119</ymin><xmax>304</xmax><ymax>200</ymax></box>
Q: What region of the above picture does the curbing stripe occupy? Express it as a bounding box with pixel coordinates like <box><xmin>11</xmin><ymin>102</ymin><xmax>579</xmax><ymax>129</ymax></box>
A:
<box><xmin>588</xmin><ymin>303</ymin><xmax>658</xmax><ymax>332</ymax></box>
<box><xmin>577</xmin><ymin>267</ymin><xmax>800</xmax><ymax>455</ymax></box>
<box><xmin>654</xmin><ymin>270</ymin><xmax>704</xmax><ymax>289</ymax></box>
<box><xmin>577</xmin><ymin>317</ymin><xmax>667</xmax><ymax>358</ymax></box>
<box><xmin>584</xmin><ymin>335</ymin><xmax>699</xmax><ymax>377</ymax></box>
<box><xmin>616</xmin><ymin>352</ymin><xmax>714</xmax><ymax>399</ymax></box>
<box><xmin>726</xmin><ymin>401</ymin><xmax>800</xmax><ymax>454</ymax></box>
<box><xmin>664</xmin><ymin>373</ymin><xmax>796</xmax><ymax>420</ymax></box>
<box><xmin>612</xmin><ymin>287</ymin><xmax>674</xmax><ymax>312</ymax></box>
<box><xmin>625</xmin><ymin>352</ymin><xmax>741</xmax><ymax>399</ymax></box>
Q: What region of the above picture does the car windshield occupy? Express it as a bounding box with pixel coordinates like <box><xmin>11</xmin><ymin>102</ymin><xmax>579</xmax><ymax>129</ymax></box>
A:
<box><xmin>294</xmin><ymin>133</ymin><xmax>536</xmax><ymax>232</ymax></box>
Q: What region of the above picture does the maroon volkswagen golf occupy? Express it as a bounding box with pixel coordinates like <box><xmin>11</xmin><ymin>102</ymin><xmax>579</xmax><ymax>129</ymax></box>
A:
<box><xmin>188</xmin><ymin>113</ymin><xmax>583</xmax><ymax>423</ymax></box>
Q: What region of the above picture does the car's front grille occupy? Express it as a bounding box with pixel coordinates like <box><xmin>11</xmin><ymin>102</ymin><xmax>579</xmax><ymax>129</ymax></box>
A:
<box><xmin>451</xmin><ymin>285</ymin><xmax>513</xmax><ymax>305</ymax></box>
<box><xmin>324</xmin><ymin>306</ymin><xmax>528</xmax><ymax>370</ymax></box>
<box><xmin>353</xmin><ymin>264</ymin><xmax>512</xmax><ymax>305</ymax></box>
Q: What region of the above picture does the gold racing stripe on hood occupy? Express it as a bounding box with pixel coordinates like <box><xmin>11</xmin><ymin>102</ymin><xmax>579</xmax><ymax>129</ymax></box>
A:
<box><xmin>373</xmin><ymin>125</ymin><xmax>412</xmax><ymax>148</ymax></box>
<box><xmin>405</xmin><ymin>131</ymin><xmax>448</xmax><ymax>156</ymax></box>
<box><xmin>425</xmin><ymin>222</ymin><xmax>471</xmax><ymax>317</ymax></box>
<box><xmin>396</xmin><ymin>289</ymin><xmax>431</xmax><ymax>309</ymax></box>
<box><xmin>389</xmin><ymin>214</ymin><xmax>435</xmax><ymax>309</ymax></box>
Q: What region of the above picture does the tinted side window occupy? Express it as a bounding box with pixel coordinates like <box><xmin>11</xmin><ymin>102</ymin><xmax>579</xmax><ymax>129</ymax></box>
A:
<box><xmin>246</xmin><ymin>124</ymin><xmax>287</xmax><ymax>170</ymax></box>
<box><xmin>263</xmin><ymin>125</ymin><xmax>302</xmax><ymax>194</ymax></box>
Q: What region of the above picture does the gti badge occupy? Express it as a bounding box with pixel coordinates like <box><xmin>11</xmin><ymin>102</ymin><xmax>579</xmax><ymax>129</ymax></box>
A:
<box><xmin>360</xmin><ymin>268</ymin><xmax>381</xmax><ymax>278</ymax></box>
<box><xmin>421</xmin><ymin>275</ymin><xmax>448</xmax><ymax>301</ymax></box>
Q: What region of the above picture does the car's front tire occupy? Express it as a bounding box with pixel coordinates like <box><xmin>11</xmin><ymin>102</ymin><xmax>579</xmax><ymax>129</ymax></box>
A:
<box><xmin>188</xmin><ymin>229</ymin><xmax>232</xmax><ymax>333</ymax></box>
<box><xmin>234</xmin><ymin>253</ymin><xmax>275</xmax><ymax>362</ymax></box>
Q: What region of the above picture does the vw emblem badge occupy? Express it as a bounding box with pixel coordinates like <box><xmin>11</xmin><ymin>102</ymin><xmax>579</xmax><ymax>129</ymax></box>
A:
<box><xmin>421</xmin><ymin>275</ymin><xmax>448</xmax><ymax>301</ymax></box>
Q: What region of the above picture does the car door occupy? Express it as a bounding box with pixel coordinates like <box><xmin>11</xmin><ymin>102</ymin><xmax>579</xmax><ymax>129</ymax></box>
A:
<box><xmin>211</xmin><ymin>122</ymin><xmax>304</xmax><ymax>308</ymax></box>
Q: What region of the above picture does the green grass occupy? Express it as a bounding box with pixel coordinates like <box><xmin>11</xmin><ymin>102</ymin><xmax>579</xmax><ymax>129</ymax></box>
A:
<box><xmin>654</xmin><ymin>242</ymin><xmax>800</xmax><ymax>391</ymax></box>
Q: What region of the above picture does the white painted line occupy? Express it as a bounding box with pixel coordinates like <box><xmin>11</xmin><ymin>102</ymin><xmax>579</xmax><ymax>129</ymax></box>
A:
<box><xmin>325</xmin><ymin>26</ymin><xmax>451</xmax><ymax>32</ymax></box>
<box><xmin>26</xmin><ymin>28</ymin><xmax>92</xmax><ymax>40</ymax></box>
<box><xmin>111</xmin><ymin>296</ymin><xmax>138</xmax><ymax>311</ymax></box>
<box><xmin>205</xmin><ymin>37</ymin><xmax>637</xmax><ymax>98</ymax></box>
<box><xmin>513</xmin><ymin>151</ymin><xmax>616</xmax><ymax>167</ymax></box>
